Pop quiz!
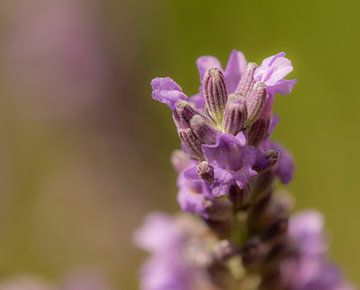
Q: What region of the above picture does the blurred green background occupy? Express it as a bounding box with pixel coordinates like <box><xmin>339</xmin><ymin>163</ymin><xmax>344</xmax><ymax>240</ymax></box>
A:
<box><xmin>0</xmin><ymin>0</ymin><xmax>359</xmax><ymax>288</ymax></box>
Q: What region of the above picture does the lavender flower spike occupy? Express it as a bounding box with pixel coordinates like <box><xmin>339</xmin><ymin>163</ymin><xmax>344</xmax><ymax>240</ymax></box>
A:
<box><xmin>140</xmin><ymin>49</ymin><xmax>354</xmax><ymax>290</ymax></box>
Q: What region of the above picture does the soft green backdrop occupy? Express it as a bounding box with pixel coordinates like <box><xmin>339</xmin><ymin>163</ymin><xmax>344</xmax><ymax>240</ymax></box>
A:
<box><xmin>0</xmin><ymin>0</ymin><xmax>359</xmax><ymax>288</ymax></box>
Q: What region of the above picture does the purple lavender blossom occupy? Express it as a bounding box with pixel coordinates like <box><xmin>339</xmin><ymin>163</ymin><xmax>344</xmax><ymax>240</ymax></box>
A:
<box><xmin>141</xmin><ymin>49</ymin><xmax>355</xmax><ymax>290</ymax></box>
<box><xmin>201</xmin><ymin>132</ymin><xmax>262</xmax><ymax>197</ymax></box>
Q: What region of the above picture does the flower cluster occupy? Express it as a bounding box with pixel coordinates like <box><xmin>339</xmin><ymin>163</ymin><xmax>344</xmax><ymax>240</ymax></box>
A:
<box><xmin>136</xmin><ymin>50</ymin><xmax>354</xmax><ymax>290</ymax></box>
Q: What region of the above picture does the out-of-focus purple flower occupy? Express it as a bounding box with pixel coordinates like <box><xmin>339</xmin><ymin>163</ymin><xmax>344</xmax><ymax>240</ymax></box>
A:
<box><xmin>202</xmin><ymin>133</ymin><xmax>263</xmax><ymax>197</ymax></box>
<box><xmin>134</xmin><ymin>212</ymin><xmax>184</xmax><ymax>254</ymax></box>
<box><xmin>282</xmin><ymin>258</ymin><xmax>354</xmax><ymax>290</ymax></box>
<box><xmin>134</xmin><ymin>213</ymin><xmax>194</xmax><ymax>290</ymax></box>
<box><xmin>140</xmin><ymin>255</ymin><xmax>194</xmax><ymax>290</ymax></box>
<box><xmin>177</xmin><ymin>166</ymin><xmax>211</xmax><ymax>218</ymax></box>
<box><xmin>289</xmin><ymin>211</ymin><xmax>327</xmax><ymax>257</ymax></box>
<box><xmin>280</xmin><ymin>211</ymin><xmax>354</xmax><ymax>290</ymax></box>
<box><xmin>134</xmin><ymin>213</ymin><xmax>218</xmax><ymax>290</ymax></box>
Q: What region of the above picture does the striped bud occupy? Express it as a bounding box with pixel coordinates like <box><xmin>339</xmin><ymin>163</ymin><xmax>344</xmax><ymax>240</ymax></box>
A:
<box><xmin>203</xmin><ymin>68</ymin><xmax>228</xmax><ymax>124</ymax></box>
<box><xmin>247</xmin><ymin>118</ymin><xmax>270</xmax><ymax>146</ymax></box>
<box><xmin>178</xmin><ymin>128</ymin><xmax>203</xmax><ymax>160</ymax></box>
<box><xmin>175</xmin><ymin>100</ymin><xmax>200</xmax><ymax>127</ymax></box>
<box><xmin>197</xmin><ymin>161</ymin><xmax>214</xmax><ymax>183</ymax></box>
<box><xmin>190</xmin><ymin>115</ymin><xmax>217</xmax><ymax>144</ymax></box>
<box><xmin>223</xmin><ymin>94</ymin><xmax>247</xmax><ymax>135</ymax></box>
<box><xmin>245</xmin><ymin>81</ymin><xmax>266</xmax><ymax>126</ymax></box>
<box><xmin>236</xmin><ymin>63</ymin><xmax>257</xmax><ymax>96</ymax></box>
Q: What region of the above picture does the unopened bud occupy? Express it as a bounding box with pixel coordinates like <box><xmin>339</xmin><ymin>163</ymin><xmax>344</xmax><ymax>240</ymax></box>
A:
<box><xmin>203</xmin><ymin>68</ymin><xmax>228</xmax><ymax>124</ymax></box>
<box><xmin>253</xmin><ymin>150</ymin><xmax>280</xmax><ymax>173</ymax></box>
<box><xmin>190</xmin><ymin>115</ymin><xmax>217</xmax><ymax>144</ymax></box>
<box><xmin>175</xmin><ymin>100</ymin><xmax>200</xmax><ymax>127</ymax></box>
<box><xmin>236</xmin><ymin>63</ymin><xmax>257</xmax><ymax>96</ymax></box>
<box><xmin>223</xmin><ymin>94</ymin><xmax>247</xmax><ymax>135</ymax></box>
<box><xmin>265</xmin><ymin>150</ymin><xmax>280</xmax><ymax>168</ymax></box>
<box><xmin>197</xmin><ymin>161</ymin><xmax>214</xmax><ymax>183</ymax></box>
<box><xmin>203</xmin><ymin>198</ymin><xmax>233</xmax><ymax>222</ymax></box>
<box><xmin>246</xmin><ymin>81</ymin><xmax>266</xmax><ymax>126</ymax></box>
<box><xmin>247</xmin><ymin>118</ymin><xmax>270</xmax><ymax>146</ymax></box>
<box><xmin>178</xmin><ymin>128</ymin><xmax>203</xmax><ymax>160</ymax></box>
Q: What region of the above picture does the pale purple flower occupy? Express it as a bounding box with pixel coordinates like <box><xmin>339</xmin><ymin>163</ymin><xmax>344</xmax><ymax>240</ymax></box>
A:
<box><xmin>254</xmin><ymin>52</ymin><xmax>297</xmax><ymax>118</ymax></box>
<box><xmin>134</xmin><ymin>213</ymin><xmax>195</xmax><ymax>290</ymax></box>
<box><xmin>201</xmin><ymin>132</ymin><xmax>265</xmax><ymax>197</ymax></box>
<box><xmin>134</xmin><ymin>212</ymin><xmax>185</xmax><ymax>254</ymax></box>
<box><xmin>254</xmin><ymin>52</ymin><xmax>297</xmax><ymax>97</ymax></box>
<box><xmin>177</xmin><ymin>167</ymin><xmax>211</xmax><ymax>218</ymax></box>
<box><xmin>282</xmin><ymin>258</ymin><xmax>353</xmax><ymax>290</ymax></box>
<box><xmin>289</xmin><ymin>211</ymin><xmax>327</xmax><ymax>257</ymax></box>
<box><xmin>151</xmin><ymin>78</ymin><xmax>187</xmax><ymax>110</ymax></box>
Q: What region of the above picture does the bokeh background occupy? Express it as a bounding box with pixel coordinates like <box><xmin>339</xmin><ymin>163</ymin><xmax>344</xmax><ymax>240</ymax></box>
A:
<box><xmin>0</xmin><ymin>0</ymin><xmax>359</xmax><ymax>288</ymax></box>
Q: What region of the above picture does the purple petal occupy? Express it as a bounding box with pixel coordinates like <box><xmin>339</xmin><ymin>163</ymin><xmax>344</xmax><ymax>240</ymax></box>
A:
<box><xmin>234</xmin><ymin>165</ymin><xmax>257</xmax><ymax>189</ymax></box>
<box><xmin>177</xmin><ymin>187</ymin><xmax>207</xmax><ymax>217</ymax></box>
<box><xmin>202</xmin><ymin>133</ymin><xmax>247</xmax><ymax>170</ymax></box>
<box><xmin>196</xmin><ymin>56</ymin><xmax>222</xmax><ymax>82</ymax></box>
<box><xmin>151</xmin><ymin>77</ymin><xmax>187</xmax><ymax>109</ymax></box>
<box><xmin>264</xmin><ymin>141</ymin><xmax>294</xmax><ymax>184</ymax></box>
<box><xmin>189</xmin><ymin>93</ymin><xmax>205</xmax><ymax>111</ymax></box>
<box><xmin>211</xmin><ymin>167</ymin><xmax>234</xmax><ymax>197</ymax></box>
<box><xmin>141</xmin><ymin>255</ymin><xmax>193</xmax><ymax>290</ymax></box>
<box><xmin>224</xmin><ymin>49</ymin><xmax>247</xmax><ymax>94</ymax></box>
<box><xmin>254</xmin><ymin>52</ymin><xmax>296</xmax><ymax>98</ymax></box>
<box><xmin>289</xmin><ymin>211</ymin><xmax>326</xmax><ymax>257</ymax></box>
<box><xmin>133</xmin><ymin>212</ymin><xmax>182</xmax><ymax>253</ymax></box>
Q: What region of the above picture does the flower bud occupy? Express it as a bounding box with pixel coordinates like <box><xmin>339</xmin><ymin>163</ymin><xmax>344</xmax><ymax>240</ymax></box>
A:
<box><xmin>236</xmin><ymin>63</ymin><xmax>257</xmax><ymax>96</ymax></box>
<box><xmin>246</xmin><ymin>81</ymin><xmax>266</xmax><ymax>126</ymax></box>
<box><xmin>247</xmin><ymin>118</ymin><xmax>270</xmax><ymax>146</ymax></box>
<box><xmin>178</xmin><ymin>128</ymin><xmax>203</xmax><ymax>160</ymax></box>
<box><xmin>253</xmin><ymin>150</ymin><xmax>280</xmax><ymax>173</ymax></box>
<box><xmin>223</xmin><ymin>94</ymin><xmax>247</xmax><ymax>135</ymax></box>
<box><xmin>175</xmin><ymin>100</ymin><xmax>200</xmax><ymax>128</ymax></box>
<box><xmin>203</xmin><ymin>68</ymin><xmax>228</xmax><ymax>124</ymax></box>
<box><xmin>197</xmin><ymin>161</ymin><xmax>214</xmax><ymax>183</ymax></box>
<box><xmin>190</xmin><ymin>115</ymin><xmax>217</xmax><ymax>144</ymax></box>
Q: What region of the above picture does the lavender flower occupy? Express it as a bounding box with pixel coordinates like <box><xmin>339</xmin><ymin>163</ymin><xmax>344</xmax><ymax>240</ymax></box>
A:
<box><xmin>138</xmin><ymin>49</ymin><xmax>355</xmax><ymax>290</ymax></box>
